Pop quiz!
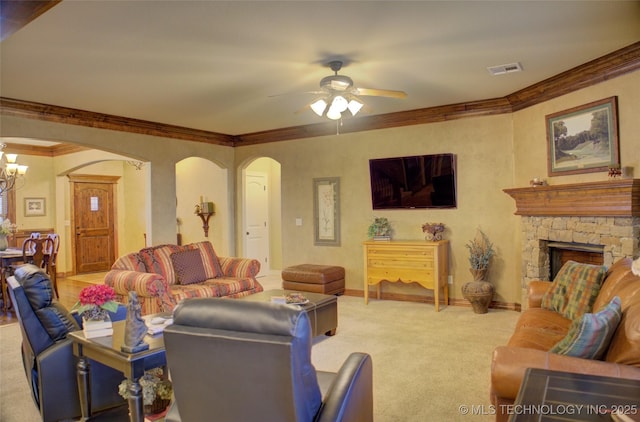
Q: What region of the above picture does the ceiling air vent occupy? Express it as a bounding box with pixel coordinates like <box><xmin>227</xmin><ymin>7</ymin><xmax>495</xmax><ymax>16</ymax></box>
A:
<box><xmin>487</xmin><ymin>62</ymin><xmax>523</xmax><ymax>76</ymax></box>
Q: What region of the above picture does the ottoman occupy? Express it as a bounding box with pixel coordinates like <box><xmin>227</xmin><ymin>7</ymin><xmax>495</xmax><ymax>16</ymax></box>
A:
<box><xmin>281</xmin><ymin>264</ymin><xmax>345</xmax><ymax>295</ymax></box>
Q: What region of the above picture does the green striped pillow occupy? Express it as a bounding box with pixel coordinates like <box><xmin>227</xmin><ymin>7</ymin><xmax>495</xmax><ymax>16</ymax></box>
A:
<box><xmin>541</xmin><ymin>260</ymin><xmax>606</xmax><ymax>320</ymax></box>
<box><xmin>550</xmin><ymin>296</ymin><xmax>622</xmax><ymax>359</ymax></box>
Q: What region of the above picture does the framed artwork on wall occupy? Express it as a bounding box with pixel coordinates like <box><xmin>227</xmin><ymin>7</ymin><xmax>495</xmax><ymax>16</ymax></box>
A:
<box><xmin>313</xmin><ymin>177</ymin><xmax>340</xmax><ymax>246</ymax></box>
<box><xmin>546</xmin><ymin>96</ymin><xmax>619</xmax><ymax>176</ymax></box>
<box><xmin>24</xmin><ymin>197</ymin><xmax>46</xmax><ymax>216</ymax></box>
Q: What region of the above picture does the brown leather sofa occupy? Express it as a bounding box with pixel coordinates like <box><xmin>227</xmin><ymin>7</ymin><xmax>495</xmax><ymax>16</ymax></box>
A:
<box><xmin>491</xmin><ymin>258</ymin><xmax>640</xmax><ymax>421</ymax></box>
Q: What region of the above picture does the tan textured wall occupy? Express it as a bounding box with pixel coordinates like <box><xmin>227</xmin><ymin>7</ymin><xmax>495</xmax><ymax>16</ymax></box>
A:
<box><xmin>512</xmin><ymin>71</ymin><xmax>640</xmax><ymax>187</ymax></box>
<box><xmin>235</xmin><ymin>114</ymin><xmax>521</xmax><ymax>303</ymax></box>
<box><xmin>2</xmin><ymin>70</ymin><xmax>638</xmax><ymax>305</ymax></box>
<box><xmin>511</xmin><ymin>71</ymin><xmax>640</xmax><ymax>303</ymax></box>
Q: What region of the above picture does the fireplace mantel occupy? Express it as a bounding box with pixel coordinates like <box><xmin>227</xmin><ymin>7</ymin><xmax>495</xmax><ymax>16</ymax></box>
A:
<box><xmin>503</xmin><ymin>179</ymin><xmax>640</xmax><ymax>217</ymax></box>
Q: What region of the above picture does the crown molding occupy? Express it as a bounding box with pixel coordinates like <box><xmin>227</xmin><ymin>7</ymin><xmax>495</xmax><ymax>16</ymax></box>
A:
<box><xmin>0</xmin><ymin>0</ymin><xmax>61</xmax><ymax>42</ymax></box>
<box><xmin>0</xmin><ymin>98</ymin><xmax>236</xmax><ymax>148</ymax></box>
<box><xmin>1</xmin><ymin>42</ymin><xmax>638</xmax><ymax>148</ymax></box>
<box><xmin>507</xmin><ymin>41</ymin><xmax>640</xmax><ymax>111</ymax></box>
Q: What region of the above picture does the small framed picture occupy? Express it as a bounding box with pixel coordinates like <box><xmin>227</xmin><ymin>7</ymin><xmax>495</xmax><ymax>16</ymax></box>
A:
<box><xmin>24</xmin><ymin>197</ymin><xmax>46</xmax><ymax>217</ymax></box>
<box><xmin>546</xmin><ymin>97</ymin><xmax>619</xmax><ymax>176</ymax></box>
<box><xmin>313</xmin><ymin>177</ymin><xmax>340</xmax><ymax>246</ymax></box>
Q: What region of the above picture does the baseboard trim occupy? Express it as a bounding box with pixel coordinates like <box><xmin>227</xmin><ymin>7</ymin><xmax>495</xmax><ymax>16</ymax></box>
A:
<box><xmin>343</xmin><ymin>289</ymin><xmax>521</xmax><ymax>312</ymax></box>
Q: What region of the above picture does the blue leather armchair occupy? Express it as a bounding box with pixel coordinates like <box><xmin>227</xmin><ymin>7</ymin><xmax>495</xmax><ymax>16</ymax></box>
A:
<box><xmin>163</xmin><ymin>297</ymin><xmax>373</xmax><ymax>422</ymax></box>
<box><xmin>8</xmin><ymin>264</ymin><xmax>126</xmax><ymax>422</ymax></box>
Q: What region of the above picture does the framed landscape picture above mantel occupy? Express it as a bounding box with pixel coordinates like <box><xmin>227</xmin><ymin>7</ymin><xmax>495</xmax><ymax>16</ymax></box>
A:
<box><xmin>546</xmin><ymin>96</ymin><xmax>619</xmax><ymax>176</ymax></box>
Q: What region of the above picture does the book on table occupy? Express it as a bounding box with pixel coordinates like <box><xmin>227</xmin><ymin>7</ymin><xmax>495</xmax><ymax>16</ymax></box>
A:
<box><xmin>83</xmin><ymin>327</ymin><xmax>114</xmax><ymax>338</ymax></box>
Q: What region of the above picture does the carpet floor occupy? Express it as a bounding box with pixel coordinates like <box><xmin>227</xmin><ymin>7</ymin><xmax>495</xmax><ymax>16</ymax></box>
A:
<box><xmin>0</xmin><ymin>295</ymin><xmax>519</xmax><ymax>421</ymax></box>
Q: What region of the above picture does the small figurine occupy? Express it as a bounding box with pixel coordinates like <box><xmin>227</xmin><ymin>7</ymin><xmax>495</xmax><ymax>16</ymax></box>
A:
<box><xmin>121</xmin><ymin>291</ymin><xmax>149</xmax><ymax>353</ymax></box>
<box><xmin>194</xmin><ymin>204</ymin><xmax>201</xmax><ymax>214</ymax></box>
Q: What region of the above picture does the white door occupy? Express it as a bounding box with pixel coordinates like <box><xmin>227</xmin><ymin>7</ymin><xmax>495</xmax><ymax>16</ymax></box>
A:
<box><xmin>244</xmin><ymin>172</ymin><xmax>270</xmax><ymax>274</ymax></box>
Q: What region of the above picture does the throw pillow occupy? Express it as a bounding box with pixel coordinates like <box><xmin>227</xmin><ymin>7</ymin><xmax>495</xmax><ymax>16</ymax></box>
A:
<box><xmin>189</xmin><ymin>241</ymin><xmax>224</xmax><ymax>278</ymax></box>
<box><xmin>541</xmin><ymin>260</ymin><xmax>607</xmax><ymax>320</ymax></box>
<box><xmin>550</xmin><ymin>296</ymin><xmax>622</xmax><ymax>359</ymax></box>
<box><xmin>171</xmin><ymin>249</ymin><xmax>207</xmax><ymax>285</ymax></box>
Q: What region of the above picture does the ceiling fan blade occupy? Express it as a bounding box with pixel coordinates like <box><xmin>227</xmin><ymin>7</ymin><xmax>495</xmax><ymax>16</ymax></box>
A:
<box><xmin>354</xmin><ymin>87</ymin><xmax>407</xmax><ymax>99</ymax></box>
<box><xmin>294</xmin><ymin>97</ymin><xmax>326</xmax><ymax>115</ymax></box>
<box><xmin>268</xmin><ymin>91</ymin><xmax>325</xmax><ymax>98</ymax></box>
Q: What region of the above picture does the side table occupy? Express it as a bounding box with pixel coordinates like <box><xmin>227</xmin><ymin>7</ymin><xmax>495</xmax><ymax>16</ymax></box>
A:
<box><xmin>509</xmin><ymin>368</ymin><xmax>640</xmax><ymax>421</ymax></box>
<box><xmin>69</xmin><ymin>318</ymin><xmax>167</xmax><ymax>422</ymax></box>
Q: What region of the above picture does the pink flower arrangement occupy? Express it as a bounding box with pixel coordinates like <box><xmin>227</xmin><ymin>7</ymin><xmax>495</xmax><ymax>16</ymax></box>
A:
<box><xmin>72</xmin><ymin>284</ymin><xmax>119</xmax><ymax>319</ymax></box>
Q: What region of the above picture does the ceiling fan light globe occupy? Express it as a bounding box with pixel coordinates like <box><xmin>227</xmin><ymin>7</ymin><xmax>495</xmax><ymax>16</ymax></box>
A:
<box><xmin>326</xmin><ymin>107</ymin><xmax>342</xmax><ymax>120</ymax></box>
<box><xmin>310</xmin><ymin>99</ymin><xmax>328</xmax><ymax>116</ymax></box>
<box><xmin>331</xmin><ymin>95</ymin><xmax>348</xmax><ymax>113</ymax></box>
<box><xmin>347</xmin><ymin>99</ymin><xmax>364</xmax><ymax>116</ymax></box>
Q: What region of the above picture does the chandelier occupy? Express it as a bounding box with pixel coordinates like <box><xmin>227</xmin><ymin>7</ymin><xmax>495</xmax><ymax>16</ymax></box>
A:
<box><xmin>0</xmin><ymin>143</ymin><xmax>28</xmax><ymax>194</ymax></box>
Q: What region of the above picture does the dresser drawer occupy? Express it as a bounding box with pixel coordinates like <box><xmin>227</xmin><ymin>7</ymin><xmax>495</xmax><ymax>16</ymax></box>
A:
<box><xmin>367</xmin><ymin>267</ymin><xmax>434</xmax><ymax>288</ymax></box>
<box><xmin>367</xmin><ymin>257</ymin><xmax>434</xmax><ymax>270</ymax></box>
<box><xmin>367</xmin><ymin>245</ymin><xmax>434</xmax><ymax>260</ymax></box>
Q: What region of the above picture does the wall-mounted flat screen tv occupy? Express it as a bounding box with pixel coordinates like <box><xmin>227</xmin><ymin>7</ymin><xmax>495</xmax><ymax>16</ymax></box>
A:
<box><xmin>369</xmin><ymin>153</ymin><xmax>457</xmax><ymax>209</ymax></box>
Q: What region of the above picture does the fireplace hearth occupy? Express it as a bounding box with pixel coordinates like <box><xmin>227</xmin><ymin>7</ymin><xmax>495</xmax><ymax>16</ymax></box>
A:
<box><xmin>548</xmin><ymin>241</ymin><xmax>604</xmax><ymax>279</ymax></box>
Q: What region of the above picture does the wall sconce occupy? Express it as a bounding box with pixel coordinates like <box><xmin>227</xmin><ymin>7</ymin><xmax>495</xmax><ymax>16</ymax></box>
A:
<box><xmin>194</xmin><ymin>201</ymin><xmax>215</xmax><ymax>237</ymax></box>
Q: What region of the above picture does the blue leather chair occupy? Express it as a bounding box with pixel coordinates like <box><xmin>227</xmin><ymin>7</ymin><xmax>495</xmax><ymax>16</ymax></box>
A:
<box><xmin>164</xmin><ymin>297</ymin><xmax>373</xmax><ymax>422</ymax></box>
<box><xmin>8</xmin><ymin>264</ymin><xmax>126</xmax><ymax>422</ymax></box>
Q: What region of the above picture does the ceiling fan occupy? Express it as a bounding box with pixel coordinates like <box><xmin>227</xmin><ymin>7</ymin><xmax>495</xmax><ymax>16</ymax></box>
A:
<box><xmin>304</xmin><ymin>60</ymin><xmax>408</xmax><ymax>121</ymax></box>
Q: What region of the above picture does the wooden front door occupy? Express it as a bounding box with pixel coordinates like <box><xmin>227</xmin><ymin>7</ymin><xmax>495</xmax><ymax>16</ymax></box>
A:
<box><xmin>70</xmin><ymin>175</ymin><xmax>119</xmax><ymax>274</ymax></box>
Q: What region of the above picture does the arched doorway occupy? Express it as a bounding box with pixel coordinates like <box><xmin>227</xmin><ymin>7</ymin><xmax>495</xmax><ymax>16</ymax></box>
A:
<box><xmin>176</xmin><ymin>157</ymin><xmax>230</xmax><ymax>254</ymax></box>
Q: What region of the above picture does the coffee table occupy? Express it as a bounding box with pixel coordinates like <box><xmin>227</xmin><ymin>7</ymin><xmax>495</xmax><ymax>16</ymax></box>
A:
<box><xmin>69</xmin><ymin>318</ymin><xmax>167</xmax><ymax>422</ymax></box>
<box><xmin>239</xmin><ymin>289</ymin><xmax>338</xmax><ymax>336</ymax></box>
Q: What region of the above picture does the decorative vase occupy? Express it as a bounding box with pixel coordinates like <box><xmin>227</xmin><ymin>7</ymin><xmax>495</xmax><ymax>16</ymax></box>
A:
<box><xmin>82</xmin><ymin>313</ymin><xmax>113</xmax><ymax>338</ymax></box>
<box><xmin>144</xmin><ymin>396</ymin><xmax>170</xmax><ymax>416</ymax></box>
<box><xmin>421</xmin><ymin>223</ymin><xmax>445</xmax><ymax>241</ymax></box>
<box><xmin>469</xmin><ymin>267</ymin><xmax>488</xmax><ymax>281</ymax></box>
<box><xmin>461</xmin><ymin>280</ymin><xmax>494</xmax><ymax>314</ymax></box>
<box><xmin>424</xmin><ymin>233</ymin><xmax>443</xmax><ymax>241</ymax></box>
<box><xmin>0</xmin><ymin>234</ymin><xmax>7</xmax><ymax>251</ymax></box>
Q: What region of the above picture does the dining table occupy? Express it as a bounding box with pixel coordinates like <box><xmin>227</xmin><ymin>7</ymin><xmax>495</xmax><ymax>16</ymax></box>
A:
<box><xmin>0</xmin><ymin>248</ymin><xmax>32</xmax><ymax>312</ymax></box>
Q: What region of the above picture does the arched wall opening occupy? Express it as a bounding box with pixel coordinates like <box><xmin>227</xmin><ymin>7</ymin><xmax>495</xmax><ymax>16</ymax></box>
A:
<box><xmin>176</xmin><ymin>157</ymin><xmax>231</xmax><ymax>255</ymax></box>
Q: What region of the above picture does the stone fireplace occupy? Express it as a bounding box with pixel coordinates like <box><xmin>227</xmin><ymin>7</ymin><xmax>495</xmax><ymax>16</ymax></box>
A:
<box><xmin>504</xmin><ymin>179</ymin><xmax>640</xmax><ymax>307</ymax></box>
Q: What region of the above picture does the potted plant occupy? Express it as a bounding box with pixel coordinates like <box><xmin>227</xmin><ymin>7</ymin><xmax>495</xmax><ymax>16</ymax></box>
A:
<box><xmin>118</xmin><ymin>367</ymin><xmax>173</xmax><ymax>415</ymax></box>
<box><xmin>0</xmin><ymin>218</ymin><xmax>15</xmax><ymax>251</ymax></box>
<box><xmin>72</xmin><ymin>284</ymin><xmax>119</xmax><ymax>321</ymax></box>
<box><xmin>465</xmin><ymin>229</ymin><xmax>495</xmax><ymax>281</ymax></box>
<box><xmin>367</xmin><ymin>217</ymin><xmax>392</xmax><ymax>240</ymax></box>
<box><xmin>462</xmin><ymin>229</ymin><xmax>496</xmax><ymax>314</ymax></box>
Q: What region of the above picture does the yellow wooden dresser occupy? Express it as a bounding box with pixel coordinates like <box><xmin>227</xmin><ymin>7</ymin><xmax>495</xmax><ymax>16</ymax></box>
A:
<box><xmin>363</xmin><ymin>240</ymin><xmax>449</xmax><ymax>311</ymax></box>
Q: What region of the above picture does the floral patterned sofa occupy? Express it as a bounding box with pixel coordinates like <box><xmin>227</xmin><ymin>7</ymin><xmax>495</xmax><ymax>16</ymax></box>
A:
<box><xmin>104</xmin><ymin>241</ymin><xmax>263</xmax><ymax>315</ymax></box>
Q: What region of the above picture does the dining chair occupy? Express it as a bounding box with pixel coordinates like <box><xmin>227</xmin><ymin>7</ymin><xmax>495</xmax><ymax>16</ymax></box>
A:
<box><xmin>45</xmin><ymin>234</ymin><xmax>60</xmax><ymax>294</ymax></box>
<box><xmin>22</xmin><ymin>237</ymin><xmax>56</xmax><ymax>297</ymax></box>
